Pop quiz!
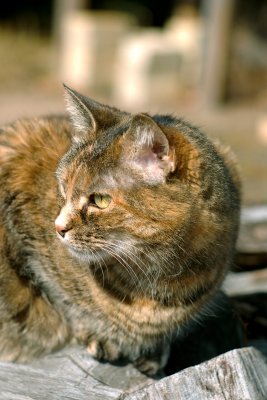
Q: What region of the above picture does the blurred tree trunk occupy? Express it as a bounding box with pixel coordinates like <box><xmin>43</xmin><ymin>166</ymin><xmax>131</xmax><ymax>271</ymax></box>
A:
<box><xmin>53</xmin><ymin>0</ymin><xmax>88</xmax><ymax>45</ymax></box>
<box><xmin>201</xmin><ymin>0</ymin><xmax>235</xmax><ymax>106</ymax></box>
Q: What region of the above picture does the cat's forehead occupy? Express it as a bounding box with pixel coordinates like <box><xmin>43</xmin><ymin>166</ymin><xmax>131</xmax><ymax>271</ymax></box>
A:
<box><xmin>57</xmin><ymin>136</ymin><xmax>134</xmax><ymax>196</ymax></box>
<box><xmin>58</xmin><ymin>128</ymin><xmax>121</xmax><ymax>175</ymax></box>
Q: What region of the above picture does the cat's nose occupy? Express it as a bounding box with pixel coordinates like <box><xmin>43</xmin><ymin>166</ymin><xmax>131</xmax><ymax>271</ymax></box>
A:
<box><xmin>55</xmin><ymin>224</ymin><xmax>68</xmax><ymax>238</ymax></box>
<box><xmin>55</xmin><ymin>219</ymin><xmax>71</xmax><ymax>238</ymax></box>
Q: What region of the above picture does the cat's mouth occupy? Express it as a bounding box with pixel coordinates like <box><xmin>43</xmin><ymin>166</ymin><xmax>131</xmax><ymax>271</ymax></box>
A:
<box><xmin>68</xmin><ymin>246</ymin><xmax>94</xmax><ymax>261</ymax></box>
<box><xmin>63</xmin><ymin>242</ymin><xmax>104</xmax><ymax>264</ymax></box>
<box><xmin>56</xmin><ymin>229</ymin><xmax>80</xmax><ymax>250</ymax></box>
<box><xmin>55</xmin><ymin>226</ymin><xmax>145</xmax><ymax>268</ymax></box>
<box><xmin>57</xmin><ymin>234</ymin><xmax>111</xmax><ymax>264</ymax></box>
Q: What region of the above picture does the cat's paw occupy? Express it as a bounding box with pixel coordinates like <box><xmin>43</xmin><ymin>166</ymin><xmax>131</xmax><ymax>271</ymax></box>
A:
<box><xmin>133</xmin><ymin>343</ymin><xmax>170</xmax><ymax>376</ymax></box>
<box><xmin>86</xmin><ymin>337</ymin><xmax>120</xmax><ymax>362</ymax></box>
<box><xmin>133</xmin><ymin>356</ymin><xmax>163</xmax><ymax>376</ymax></box>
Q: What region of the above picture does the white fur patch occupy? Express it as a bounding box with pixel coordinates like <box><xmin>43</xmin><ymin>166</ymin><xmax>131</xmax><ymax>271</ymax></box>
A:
<box><xmin>55</xmin><ymin>202</ymin><xmax>73</xmax><ymax>230</ymax></box>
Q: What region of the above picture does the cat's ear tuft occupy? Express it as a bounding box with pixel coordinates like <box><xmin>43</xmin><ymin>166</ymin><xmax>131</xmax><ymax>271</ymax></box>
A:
<box><xmin>63</xmin><ymin>84</ymin><xmax>97</xmax><ymax>140</ymax></box>
<box><xmin>126</xmin><ymin>114</ymin><xmax>175</xmax><ymax>183</ymax></box>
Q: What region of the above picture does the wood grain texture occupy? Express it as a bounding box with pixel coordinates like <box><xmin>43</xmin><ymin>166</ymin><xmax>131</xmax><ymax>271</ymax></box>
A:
<box><xmin>124</xmin><ymin>347</ymin><xmax>267</xmax><ymax>400</ymax></box>
<box><xmin>0</xmin><ymin>346</ymin><xmax>266</xmax><ymax>399</ymax></box>
<box><xmin>0</xmin><ymin>346</ymin><xmax>153</xmax><ymax>400</ymax></box>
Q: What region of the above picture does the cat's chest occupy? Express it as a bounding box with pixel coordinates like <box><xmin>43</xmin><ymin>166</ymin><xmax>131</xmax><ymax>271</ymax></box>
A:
<box><xmin>88</xmin><ymin>278</ymin><xmax>185</xmax><ymax>331</ymax></box>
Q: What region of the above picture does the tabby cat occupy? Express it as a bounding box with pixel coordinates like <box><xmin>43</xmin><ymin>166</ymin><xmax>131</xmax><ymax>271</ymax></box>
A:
<box><xmin>0</xmin><ymin>85</ymin><xmax>240</xmax><ymax>375</ymax></box>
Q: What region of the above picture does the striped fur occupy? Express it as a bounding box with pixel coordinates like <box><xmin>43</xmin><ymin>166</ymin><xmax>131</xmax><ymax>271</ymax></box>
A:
<box><xmin>0</xmin><ymin>87</ymin><xmax>240</xmax><ymax>375</ymax></box>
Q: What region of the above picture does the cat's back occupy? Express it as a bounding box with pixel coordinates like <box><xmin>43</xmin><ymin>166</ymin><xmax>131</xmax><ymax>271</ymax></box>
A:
<box><xmin>0</xmin><ymin>116</ymin><xmax>71</xmax><ymax>204</ymax></box>
<box><xmin>0</xmin><ymin>116</ymin><xmax>71</xmax><ymax>167</ymax></box>
<box><xmin>0</xmin><ymin>116</ymin><xmax>72</xmax><ymax>250</ymax></box>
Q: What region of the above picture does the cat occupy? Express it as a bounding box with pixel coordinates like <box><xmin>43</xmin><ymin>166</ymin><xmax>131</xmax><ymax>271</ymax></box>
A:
<box><xmin>0</xmin><ymin>85</ymin><xmax>241</xmax><ymax>375</ymax></box>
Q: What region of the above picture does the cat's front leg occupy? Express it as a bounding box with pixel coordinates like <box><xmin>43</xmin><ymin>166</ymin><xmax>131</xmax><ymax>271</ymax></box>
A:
<box><xmin>87</xmin><ymin>334</ymin><xmax>170</xmax><ymax>376</ymax></box>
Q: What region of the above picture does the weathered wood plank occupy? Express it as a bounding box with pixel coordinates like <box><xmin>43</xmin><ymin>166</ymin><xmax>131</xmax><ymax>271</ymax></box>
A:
<box><xmin>0</xmin><ymin>346</ymin><xmax>266</xmax><ymax>399</ymax></box>
<box><xmin>0</xmin><ymin>346</ymin><xmax>153</xmax><ymax>400</ymax></box>
<box><xmin>124</xmin><ymin>347</ymin><xmax>267</xmax><ymax>400</ymax></box>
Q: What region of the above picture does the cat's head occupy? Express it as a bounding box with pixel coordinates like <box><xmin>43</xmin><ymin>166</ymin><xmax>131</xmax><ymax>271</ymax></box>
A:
<box><xmin>55</xmin><ymin>86</ymin><xmax>203</xmax><ymax>278</ymax></box>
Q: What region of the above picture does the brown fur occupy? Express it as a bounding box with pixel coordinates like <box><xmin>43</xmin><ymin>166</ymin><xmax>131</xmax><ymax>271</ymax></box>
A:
<box><xmin>0</xmin><ymin>87</ymin><xmax>241</xmax><ymax>375</ymax></box>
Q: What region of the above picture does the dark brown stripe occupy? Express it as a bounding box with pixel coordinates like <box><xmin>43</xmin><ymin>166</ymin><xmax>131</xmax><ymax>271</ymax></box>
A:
<box><xmin>13</xmin><ymin>304</ymin><xmax>30</xmax><ymax>325</ymax></box>
<box><xmin>181</xmin><ymin>282</ymin><xmax>215</xmax><ymax>307</ymax></box>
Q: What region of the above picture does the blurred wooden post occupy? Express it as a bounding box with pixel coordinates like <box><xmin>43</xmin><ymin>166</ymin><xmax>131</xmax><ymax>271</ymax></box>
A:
<box><xmin>53</xmin><ymin>0</ymin><xmax>88</xmax><ymax>46</ymax></box>
<box><xmin>201</xmin><ymin>0</ymin><xmax>235</xmax><ymax>106</ymax></box>
<box><xmin>58</xmin><ymin>11</ymin><xmax>135</xmax><ymax>92</ymax></box>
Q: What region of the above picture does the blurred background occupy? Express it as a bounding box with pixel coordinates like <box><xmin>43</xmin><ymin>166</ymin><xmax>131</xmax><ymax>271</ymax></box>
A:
<box><xmin>0</xmin><ymin>0</ymin><xmax>267</xmax><ymax>206</ymax></box>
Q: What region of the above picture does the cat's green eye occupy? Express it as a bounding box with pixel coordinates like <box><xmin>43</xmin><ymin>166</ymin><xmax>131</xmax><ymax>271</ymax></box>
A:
<box><xmin>91</xmin><ymin>193</ymin><xmax>112</xmax><ymax>209</ymax></box>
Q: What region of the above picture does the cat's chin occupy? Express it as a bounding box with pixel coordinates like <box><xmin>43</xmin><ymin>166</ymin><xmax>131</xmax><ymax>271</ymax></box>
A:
<box><xmin>66</xmin><ymin>246</ymin><xmax>96</xmax><ymax>262</ymax></box>
<box><xmin>66</xmin><ymin>245</ymin><xmax>109</xmax><ymax>265</ymax></box>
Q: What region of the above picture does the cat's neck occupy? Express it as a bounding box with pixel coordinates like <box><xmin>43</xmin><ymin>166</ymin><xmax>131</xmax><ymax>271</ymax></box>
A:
<box><xmin>88</xmin><ymin>257</ymin><xmax>180</xmax><ymax>306</ymax></box>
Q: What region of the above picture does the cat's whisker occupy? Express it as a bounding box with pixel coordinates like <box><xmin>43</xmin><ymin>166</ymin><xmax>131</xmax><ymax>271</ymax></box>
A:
<box><xmin>91</xmin><ymin>239</ymin><xmax>148</xmax><ymax>294</ymax></box>
<box><xmin>105</xmin><ymin>241</ymin><xmax>154</xmax><ymax>288</ymax></box>
<box><xmin>68</xmin><ymin>245</ymin><xmax>107</xmax><ymax>285</ymax></box>
<box><xmin>101</xmin><ymin>244</ymin><xmax>146</xmax><ymax>296</ymax></box>
<box><xmin>116</xmin><ymin>241</ymin><xmax>177</xmax><ymax>278</ymax></box>
<box><xmin>33</xmin><ymin>234</ymin><xmax>57</xmax><ymax>238</ymax></box>
<box><xmin>112</xmin><ymin>239</ymin><xmax>173</xmax><ymax>279</ymax></box>
<box><xmin>101</xmin><ymin>245</ymin><xmax>140</xmax><ymax>285</ymax></box>
<box><xmin>112</xmin><ymin>239</ymin><xmax>151</xmax><ymax>258</ymax></box>
<box><xmin>119</xmin><ymin>237</ymin><xmax>183</xmax><ymax>278</ymax></box>
<box><xmin>93</xmin><ymin>249</ymin><xmax>109</xmax><ymax>286</ymax></box>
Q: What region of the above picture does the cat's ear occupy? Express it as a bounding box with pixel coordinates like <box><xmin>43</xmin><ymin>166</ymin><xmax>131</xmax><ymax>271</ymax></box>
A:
<box><xmin>63</xmin><ymin>84</ymin><xmax>125</xmax><ymax>143</ymax></box>
<box><xmin>126</xmin><ymin>114</ymin><xmax>175</xmax><ymax>183</ymax></box>
<box><xmin>63</xmin><ymin>84</ymin><xmax>97</xmax><ymax>140</ymax></box>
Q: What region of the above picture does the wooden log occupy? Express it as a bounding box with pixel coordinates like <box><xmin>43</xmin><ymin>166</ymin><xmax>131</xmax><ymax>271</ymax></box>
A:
<box><xmin>0</xmin><ymin>346</ymin><xmax>266</xmax><ymax>399</ymax></box>
<box><xmin>124</xmin><ymin>347</ymin><xmax>267</xmax><ymax>399</ymax></box>
<box><xmin>0</xmin><ymin>346</ymin><xmax>153</xmax><ymax>400</ymax></box>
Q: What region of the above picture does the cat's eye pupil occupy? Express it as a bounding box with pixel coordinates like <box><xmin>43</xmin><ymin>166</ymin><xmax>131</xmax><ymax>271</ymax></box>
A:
<box><xmin>90</xmin><ymin>193</ymin><xmax>112</xmax><ymax>209</ymax></box>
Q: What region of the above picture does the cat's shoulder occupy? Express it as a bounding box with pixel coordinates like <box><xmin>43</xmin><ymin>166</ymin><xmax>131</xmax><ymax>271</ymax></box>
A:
<box><xmin>0</xmin><ymin>115</ymin><xmax>71</xmax><ymax>140</ymax></box>
<box><xmin>0</xmin><ymin>115</ymin><xmax>72</xmax><ymax>161</ymax></box>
